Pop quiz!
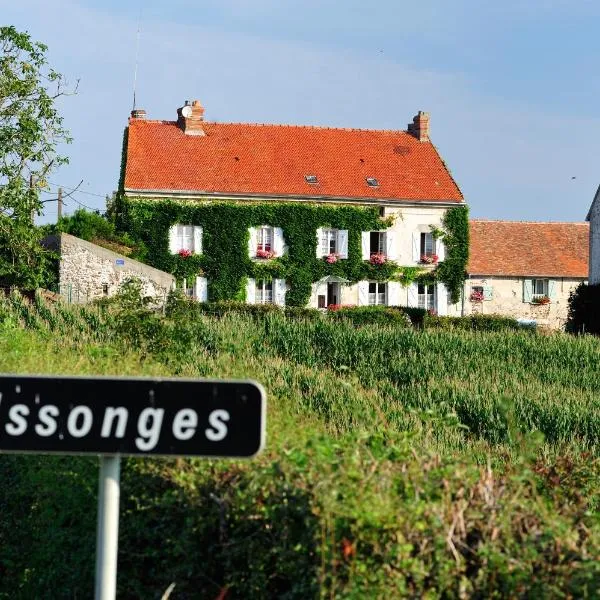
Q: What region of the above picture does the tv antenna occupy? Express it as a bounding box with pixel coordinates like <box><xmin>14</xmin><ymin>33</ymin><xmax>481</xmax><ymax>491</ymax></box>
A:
<box><xmin>132</xmin><ymin>7</ymin><xmax>143</xmax><ymax>111</ymax></box>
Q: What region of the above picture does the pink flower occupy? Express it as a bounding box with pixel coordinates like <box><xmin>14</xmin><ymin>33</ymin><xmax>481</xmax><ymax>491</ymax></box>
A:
<box><xmin>325</xmin><ymin>253</ymin><xmax>340</xmax><ymax>264</ymax></box>
<box><xmin>420</xmin><ymin>254</ymin><xmax>439</xmax><ymax>264</ymax></box>
<box><xmin>369</xmin><ymin>252</ymin><xmax>387</xmax><ymax>265</ymax></box>
<box><xmin>178</xmin><ymin>249</ymin><xmax>192</xmax><ymax>258</ymax></box>
<box><xmin>470</xmin><ymin>291</ymin><xmax>484</xmax><ymax>302</ymax></box>
<box><xmin>256</xmin><ymin>248</ymin><xmax>276</xmax><ymax>259</ymax></box>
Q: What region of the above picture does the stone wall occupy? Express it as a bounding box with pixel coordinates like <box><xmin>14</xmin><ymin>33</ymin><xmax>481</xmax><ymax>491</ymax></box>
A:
<box><xmin>45</xmin><ymin>233</ymin><xmax>175</xmax><ymax>303</ymax></box>
<box><xmin>454</xmin><ymin>275</ymin><xmax>586</xmax><ymax>330</ymax></box>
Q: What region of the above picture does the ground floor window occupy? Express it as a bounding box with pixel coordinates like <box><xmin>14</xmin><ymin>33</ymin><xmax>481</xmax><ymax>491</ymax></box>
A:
<box><xmin>418</xmin><ymin>283</ymin><xmax>435</xmax><ymax>310</ymax></box>
<box><xmin>256</xmin><ymin>280</ymin><xmax>273</xmax><ymax>304</ymax></box>
<box><xmin>368</xmin><ymin>282</ymin><xmax>386</xmax><ymax>306</ymax></box>
<box><xmin>532</xmin><ymin>278</ymin><xmax>549</xmax><ymax>299</ymax></box>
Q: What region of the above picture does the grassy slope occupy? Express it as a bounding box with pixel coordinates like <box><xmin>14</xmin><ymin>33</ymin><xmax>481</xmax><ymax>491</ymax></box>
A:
<box><xmin>1</xmin><ymin>297</ymin><xmax>600</xmax><ymax>598</ymax></box>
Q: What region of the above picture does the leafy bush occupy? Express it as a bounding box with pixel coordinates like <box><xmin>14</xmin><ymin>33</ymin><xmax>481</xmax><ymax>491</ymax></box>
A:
<box><xmin>424</xmin><ymin>313</ymin><xmax>526</xmax><ymax>332</ymax></box>
<box><xmin>328</xmin><ymin>305</ymin><xmax>411</xmax><ymax>326</ymax></box>
<box><xmin>566</xmin><ymin>283</ymin><xmax>600</xmax><ymax>335</ymax></box>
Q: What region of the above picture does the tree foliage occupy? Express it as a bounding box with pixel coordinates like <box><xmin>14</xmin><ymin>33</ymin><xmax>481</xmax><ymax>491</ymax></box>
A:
<box><xmin>0</xmin><ymin>26</ymin><xmax>73</xmax><ymax>287</ymax></box>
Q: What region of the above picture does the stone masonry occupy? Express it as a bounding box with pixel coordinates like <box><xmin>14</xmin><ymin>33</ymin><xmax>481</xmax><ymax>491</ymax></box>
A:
<box><xmin>44</xmin><ymin>233</ymin><xmax>174</xmax><ymax>303</ymax></box>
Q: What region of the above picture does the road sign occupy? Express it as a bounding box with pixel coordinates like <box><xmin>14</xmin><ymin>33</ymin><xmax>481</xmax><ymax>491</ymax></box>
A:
<box><xmin>0</xmin><ymin>374</ymin><xmax>265</xmax><ymax>458</ymax></box>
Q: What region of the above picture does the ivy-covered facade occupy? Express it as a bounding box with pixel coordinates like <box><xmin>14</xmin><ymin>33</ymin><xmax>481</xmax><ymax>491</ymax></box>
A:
<box><xmin>117</xmin><ymin>101</ymin><xmax>469</xmax><ymax>313</ymax></box>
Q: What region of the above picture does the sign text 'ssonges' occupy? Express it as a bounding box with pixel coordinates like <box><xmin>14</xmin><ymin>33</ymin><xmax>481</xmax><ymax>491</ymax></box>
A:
<box><xmin>0</xmin><ymin>376</ymin><xmax>265</xmax><ymax>458</ymax></box>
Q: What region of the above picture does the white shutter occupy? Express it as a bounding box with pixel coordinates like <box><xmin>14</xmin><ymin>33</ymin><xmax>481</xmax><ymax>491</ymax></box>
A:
<box><xmin>338</xmin><ymin>230</ymin><xmax>349</xmax><ymax>259</ymax></box>
<box><xmin>316</xmin><ymin>228</ymin><xmax>324</xmax><ymax>257</ymax></box>
<box><xmin>357</xmin><ymin>281</ymin><xmax>369</xmax><ymax>306</ymax></box>
<box><xmin>169</xmin><ymin>225</ymin><xmax>179</xmax><ymax>254</ymax></box>
<box><xmin>436</xmin><ymin>283</ymin><xmax>448</xmax><ymax>315</ymax></box>
<box><xmin>436</xmin><ymin>238</ymin><xmax>445</xmax><ymax>262</ymax></box>
<box><xmin>273</xmin><ymin>227</ymin><xmax>285</xmax><ymax>257</ymax></box>
<box><xmin>195</xmin><ymin>276</ymin><xmax>208</xmax><ymax>302</ymax></box>
<box><xmin>548</xmin><ymin>280</ymin><xmax>557</xmax><ymax>300</ymax></box>
<box><xmin>407</xmin><ymin>283</ymin><xmax>418</xmax><ymax>308</ymax></box>
<box><xmin>387</xmin><ymin>281</ymin><xmax>401</xmax><ymax>306</ymax></box>
<box><xmin>386</xmin><ymin>230</ymin><xmax>397</xmax><ymax>261</ymax></box>
<box><xmin>193</xmin><ymin>226</ymin><xmax>203</xmax><ymax>255</ymax></box>
<box><xmin>248</xmin><ymin>227</ymin><xmax>257</xmax><ymax>258</ymax></box>
<box><xmin>361</xmin><ymin>232</ymin><xmax>371</xmax><ymax>260</ymax></box>
<box><xmin>274</xmin><ymin>279</ymin><xmax>286</xmax><ymax>306</ymax></box>
<box><xmin>412</xmin><ymin>233</ymin><xmax>420</xmax><ymax>263</ymax></box>
<box><xmin>246</xmin><ymin>278</ymin><xmax>256</xmax><ymax>304</ymax></box>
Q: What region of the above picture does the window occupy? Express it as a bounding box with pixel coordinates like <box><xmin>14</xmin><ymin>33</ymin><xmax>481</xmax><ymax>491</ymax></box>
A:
<box><xmin>420</xmin><ymin>232</ymin><xmax>435</xmax><ymax>257</ymax></box>
<box><xmin>532</xmin><ymin>278</ymin><xmax>549</xmax><ymax>299</ymax></box>
<box><xmin>102</xmin><ymin>283</ymin><xmax>109</xmax><ymax>296</ymax></box>
<box><xmin>418</xmin><ymin>283</ymin><xmax>435</xmax><ymax>310</ymax></box>
<box><xmin>470</xmin><ymin>285</ymin><xmax>484</xmax><ymax>302</ymax></box>
<box><xmin>305</xmin><ymin>174</ymin><xmax>318</xmax><ymax>184</ymax></box>
<box><xmin>366</xmin><ymin>177</ymin><xmax>379</xmax><ymax>187</ymax></box>
<box><xmin>170</xmin><ymin>224</ymin><xmax>202</xmax><ymax>254</ymax></box>
<box><xmin>370</xmin><ymin>232</ymin><xmax>385</xmax><ymax>255</ymax></box>
<box><xmin>256</xmin><ymin>280</ymin><xmax>273</xmax><ymax>304</ymax></box>
<box><xmin>322</xmin><ymin>228</ymin><xmax>338</xmax><ymax>255</ymax></box>
<box><xmin>368</xmin><ymin>282</ymin><xmax>386</xmax><ymax>306</ymax></box>
<box><xmin>257</xmin><ymin>226</ymin><xmax>273</xmax><ymax>252</ymax></box>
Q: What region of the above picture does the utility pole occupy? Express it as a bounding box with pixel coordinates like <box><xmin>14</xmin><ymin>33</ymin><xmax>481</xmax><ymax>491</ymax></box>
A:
<box><xmin>57</xmin><ymin>187</ymin><xmax>63</xmax><ymax>221</ymax></box>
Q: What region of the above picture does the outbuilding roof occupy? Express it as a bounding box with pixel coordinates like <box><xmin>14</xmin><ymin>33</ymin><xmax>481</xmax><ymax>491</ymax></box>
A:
<box><xmin>468</xmin><ymin>220</ymin><xmax>589</xmax><ymax>278</ymax></box>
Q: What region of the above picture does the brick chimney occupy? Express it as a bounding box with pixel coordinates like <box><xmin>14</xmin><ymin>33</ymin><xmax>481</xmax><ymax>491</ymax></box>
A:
<box><xmin>130</xmin><ymin>108</ymin><xmax>147</xmax><ymax>120</ymax></box>
<box><xmin>177</xmin><ymin>99</ymin><xmax>206</xmax><ymax>136</ymax></box>
<box><xmin>407</xmin><ymin>111</ymin><xmax>430</xmax><ymax>142</ymax></box>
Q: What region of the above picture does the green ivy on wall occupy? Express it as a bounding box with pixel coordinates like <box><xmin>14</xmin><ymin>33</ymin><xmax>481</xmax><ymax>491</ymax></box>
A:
<box><xmin>119</xmin><ymin>198</ymin><xmax>468</xmax><ymax>307</ymax></box>
<box><xmin>436</xmin><ymin>205</ymin><xmax>469</xmax><ymax>303</ymax></box>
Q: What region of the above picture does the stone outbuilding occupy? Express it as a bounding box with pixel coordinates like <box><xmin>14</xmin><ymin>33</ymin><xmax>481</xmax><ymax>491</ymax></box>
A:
<box><xmin>461</xmin><ymin>220</ymin><xmax>589</xmax><ymax>329</ymax></box>
<box><xmin>43</xmin><ymin>233</ymin><xmax>174</xmax><ymax>303</ymax></box>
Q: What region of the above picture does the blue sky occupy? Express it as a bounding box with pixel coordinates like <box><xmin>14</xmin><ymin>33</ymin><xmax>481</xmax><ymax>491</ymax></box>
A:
<box><xmin>3</xmin><ymin>0</ymin><xmax>599</xmax><ymax>222</ymax></box>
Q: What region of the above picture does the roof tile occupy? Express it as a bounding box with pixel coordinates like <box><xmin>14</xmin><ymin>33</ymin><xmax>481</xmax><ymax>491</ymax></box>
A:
<box><xmin>469</xmin><ymin>220</ymin><xmax>589</xmax><ymax>278</ymax></box>
<box><xmin>124</xmin><ymin>119</ymin><xmax>463</xmax><ymax>202</ymax></box>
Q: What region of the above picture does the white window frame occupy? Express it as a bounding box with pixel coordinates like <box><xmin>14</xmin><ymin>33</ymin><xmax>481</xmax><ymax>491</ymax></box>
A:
<box><xmin>257</xmin><ymin>226</ymin><xmax>274</xmax><ymax>252</ymax></box>
<box><xmin>256</xmin><ymin>279</ymin><xmax>274</xmax><ymax>305</ymax></box>
<box><xmin>418</xmin><ymin>283</ymin><xmax>435</xmax><ymax>310</ymax></box>
<box><xmin>370</xmin><ymin>231</ymin><xmax>386</xmax><ymax>255</ymax></box>
<box><xmin>368</xmin><ymin>281</ymin><xmax>387</xmax><ymax>306</ymax></box>
<box><xmin>321</xmin><ymin>228</ymin><xmax>338</xmax><ymax>255</ymax></box>
<box><xmin>420</xmin><ymin>232</ymin><xmax>435</xmax><ymax>257</ymax></box>
<box><xmin>531</xmin><ymin>278</ymin><xmax>549</xmax><ymax>299</ymax></box>
<box><xmin>170</xmin><ymin>224</ymin><xmax>202</xmax><ymax>254</ymax></box>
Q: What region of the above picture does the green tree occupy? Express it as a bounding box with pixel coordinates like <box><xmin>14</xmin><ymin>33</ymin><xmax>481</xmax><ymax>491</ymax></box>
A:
<box><xmin>0</xmin><ymin>26</ymin><xmax>74</xmax><ymax>288</ymax></box>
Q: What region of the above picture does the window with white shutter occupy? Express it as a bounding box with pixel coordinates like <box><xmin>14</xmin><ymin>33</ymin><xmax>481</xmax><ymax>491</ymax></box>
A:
<box><xmin>169</xmin><ymin>224</ymin><xmax>202</xmax><ymax>255</ymax></box>
<box><xmin>256</xmin><ymin>280</ymin><xmax>274</xmax><ymax>304</ymax></box>
<box><xmin>368</xmin><ymin>282</ymin><xmax>387</xmax><ymax>306</ymax></box>
<box><xmin>318</xmin><ymin>228</ymin><xmax>349</xmax><ymax>259</ymax></box>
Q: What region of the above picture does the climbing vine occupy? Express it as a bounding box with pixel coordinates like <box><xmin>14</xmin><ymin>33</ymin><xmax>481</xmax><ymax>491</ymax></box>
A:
<box><xmin>436</xmin><ymin>205</ymin><xmax>469</xmax><ymax>303</ymax></box>
<box><xmin>119</xmin><ymin>198</ymin><xmax>468</xmax><ymax>306</ymax></box>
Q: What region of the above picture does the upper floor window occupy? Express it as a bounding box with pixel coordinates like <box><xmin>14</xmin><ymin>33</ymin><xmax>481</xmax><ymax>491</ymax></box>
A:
<box><xmin>371</xmin><ymin>232</ymin><xmax>385</xmax><ymax>255</ymax></box>
<box><xmin>317</xmin><ymin>228</ymin><xmax>348</xmax><ymax>259</ymax></box>
<box><xmin>248</xmin><ymin>226</ymin><xmax>285</xmax><ymax>259</ymax></box>
<box><xmin>169</xmin><ymin>224</ymin><xmax>202</xmax><ymax>255</ymax></box>
<box><xmin>257</xmin><ymin>226</ymin><xmax>273</xmax><ymax>252</ymax></box>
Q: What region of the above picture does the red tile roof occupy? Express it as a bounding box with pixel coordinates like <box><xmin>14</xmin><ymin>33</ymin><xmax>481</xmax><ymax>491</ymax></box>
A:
<box><xmin>124</xmin><ymin>118</ymin><xmax>463</xmax><ymax>202</ymax></box>
<box><xmin>469</xmin><ymin>220</ymin><xmax>589</xmax><ymax>278</ymax></box>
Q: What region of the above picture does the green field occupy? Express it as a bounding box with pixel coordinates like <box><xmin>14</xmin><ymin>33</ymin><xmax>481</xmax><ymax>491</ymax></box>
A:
<box><xmin>1</xmin><ymin>290</ymin><xmax>600</xmax><ymax>599</ymax></box>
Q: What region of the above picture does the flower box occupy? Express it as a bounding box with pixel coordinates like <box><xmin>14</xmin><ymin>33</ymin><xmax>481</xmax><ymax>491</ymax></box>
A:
<box><xmin>470</xmin><ymin>291</ymin><xmax>484</xmax><ymax>302</ymax></box>
<box><xmin>420</xmin><ymin>254</ymin><xmax>439</xmax><ymax>264</ymax></box>
<box><xmin>531</xmin><ymin>295</ymin><xmax>550</xmax><ymax>305</ymax></box>
<box><xmin>325</xmin><ymin>253</ymin><xmax>340</xmax><ymax>264</ymax></box>
<box><xmin>255</xmin><ymin>249</ymin><xmax>276</xmax><ymax>259</ymax></box>
<box><xmin>369</xmin><ymin>253</ymin><xmax>387</xmax><ymax>265</ymax></box>
<box><xmin>178</xmin><ymin>249</ymin><xmax>192</xmax><ymax>258</ymax></box>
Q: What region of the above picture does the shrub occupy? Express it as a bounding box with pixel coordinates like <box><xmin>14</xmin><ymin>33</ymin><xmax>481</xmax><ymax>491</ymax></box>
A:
<box><xmin>424</xmin><ymin>313</ymin><xmax>525</xmax><ymax>332</ymax></box>
<box><xmin>328</xmin><ymin>305</ymin><xmax>412</xmax><ymax>327</ymax></box>
<box><xmin>566</xmin><ymin>283</ymin><xmax>600</xmax><ymax>335</ymax></box>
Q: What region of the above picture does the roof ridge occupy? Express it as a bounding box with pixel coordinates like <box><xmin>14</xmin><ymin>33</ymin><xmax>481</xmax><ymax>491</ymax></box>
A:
<box><xmin>132</xmin><ymin>119</ymin><xmax>416</xmax><ymax>136</ymax></box>
<box><xmin>471</xmin><ymin>219</ymin><xmax>588</xmax><ymax>225</ymax></box>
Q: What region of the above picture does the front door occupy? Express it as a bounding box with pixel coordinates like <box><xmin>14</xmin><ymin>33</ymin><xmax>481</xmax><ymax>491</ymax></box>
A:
<box><xmin>327</xmin><ymin>283</ymin><xmax>340</xmax><ymax>307</ymax></box>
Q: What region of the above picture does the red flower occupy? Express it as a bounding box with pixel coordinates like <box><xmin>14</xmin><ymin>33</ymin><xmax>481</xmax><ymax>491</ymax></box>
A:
<box><xmin>369</xmin><ymin>252</ymin><xmax>387</xmax><ymax>265</ymax></box>
<box><xmin>325</xmin><ymin>253</ymin><xmax>340</xmax><ymax>264</ymax></box>
<box><xmin>420</xmin><ymin>254</ymin><xmax>438</xmax><ymax>264</ymax></box>
<box><xmin>178</xmin><ymin>249</ymin><xmax>192</xmax><ymax>258</ymax></box>
<box><xmin>256</xmin><ymin>248</ymin><xmax>276</xmax><ymax>259</ymax></box>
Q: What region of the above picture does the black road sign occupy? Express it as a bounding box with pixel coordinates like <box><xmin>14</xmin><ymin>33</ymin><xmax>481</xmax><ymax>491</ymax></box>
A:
<box><xmin>0</xmin><ymin>375</ymin><xmax>265</xmax><ymax>457</ymax></box>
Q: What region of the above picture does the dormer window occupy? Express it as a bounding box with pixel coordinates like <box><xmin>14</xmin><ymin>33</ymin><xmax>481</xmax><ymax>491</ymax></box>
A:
<box><xmin>366</xmin><ymin>177</ymin><xmax>379</xmax><ymax>187</ymax></box>
<box><xmin>305</xmin><ymin>175</ymin><xmax>318</xmax><ymax>184</ymax></box>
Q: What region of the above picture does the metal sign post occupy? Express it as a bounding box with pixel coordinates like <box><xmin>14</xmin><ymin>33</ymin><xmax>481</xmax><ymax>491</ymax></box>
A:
<box><xmin>95</xmin><ymin>455</ymin><xmax>121</xmax><ymax>600</ymax></box>
<box><xmin>0</xmin><ymin>374</ymin><xmax>266</xmax><ymax>600</ymax></box>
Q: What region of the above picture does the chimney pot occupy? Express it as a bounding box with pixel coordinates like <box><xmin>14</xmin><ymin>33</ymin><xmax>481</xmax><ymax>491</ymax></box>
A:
<box><xmin>407</xmin><ymin>111</ymin><xmax>430</xmax><ymax>142</ymax></box>
<box><xmin>130</xmin><ymin>108</ymin><xmax>147</xmax><ymax>120</ymax></box>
